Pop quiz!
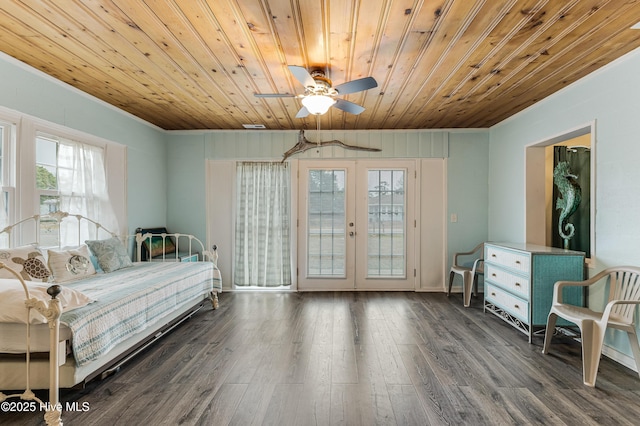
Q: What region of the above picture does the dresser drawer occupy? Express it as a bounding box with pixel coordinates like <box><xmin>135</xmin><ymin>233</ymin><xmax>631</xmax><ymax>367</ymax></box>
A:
<box><xmin>486</xmin><ymin>284</ymin><xmax>529</xmax><ymax>322</ymax></box>
<box><xmin>486</xmin><ymin>246</ymin><xmax>530</xmax><ymax>274</ymax></box>
<box><xmin>485</xmin><ymin>264</ymin><xmax>530</xmax><ymax>299</ymax></box>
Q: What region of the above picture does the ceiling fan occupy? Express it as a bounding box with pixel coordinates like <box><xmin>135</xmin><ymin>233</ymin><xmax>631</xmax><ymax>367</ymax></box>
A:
<box><xmin>254</xmin><ymin>65</ymin><xmax>378</xmax><ymax>118</ymax></box>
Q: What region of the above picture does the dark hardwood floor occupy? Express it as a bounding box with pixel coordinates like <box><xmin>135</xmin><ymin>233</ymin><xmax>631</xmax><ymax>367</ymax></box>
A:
<box><xmin>4</xmin><ymin>292</ymin><xmax>640</xmax><ymax>425</ymax></box>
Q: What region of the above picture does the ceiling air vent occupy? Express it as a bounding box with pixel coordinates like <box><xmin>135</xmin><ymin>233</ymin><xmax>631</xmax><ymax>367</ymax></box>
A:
<box><xmin>242</xmin><ymin>124</ymin><xmax>266</xmax><ymax>129</ymax></box>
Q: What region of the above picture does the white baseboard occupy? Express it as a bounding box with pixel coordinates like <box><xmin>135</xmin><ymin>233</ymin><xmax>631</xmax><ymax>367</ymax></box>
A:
<box><xmin>602</xmin><ymin>345</ymin><xmax>638</xmax><ymax>373</ymax></box>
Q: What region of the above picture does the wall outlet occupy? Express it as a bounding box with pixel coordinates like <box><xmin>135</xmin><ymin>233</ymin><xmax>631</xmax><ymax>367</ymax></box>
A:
<box><xmin>450</xmin><ymin>213</ymin><xmax>458</xmax><ymax>223</ymax></box>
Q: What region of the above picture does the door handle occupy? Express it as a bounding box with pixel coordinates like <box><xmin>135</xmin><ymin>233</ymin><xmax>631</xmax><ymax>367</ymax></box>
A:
<box><xmin>349</xmin><ymin>231</ymin><xmax>355</xmax><ymax>237</ymax></box>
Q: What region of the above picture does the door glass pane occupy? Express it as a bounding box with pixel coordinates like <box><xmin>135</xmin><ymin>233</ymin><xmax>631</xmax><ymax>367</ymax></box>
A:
<box><xmin>307</xmin><ymin>169</ymin><xmax>345</xmax><ymax>277</ymax></box>
<box><xmin>367</xmin><ymin>170</ymin><xmax>405</xmax><ymax>277</ymax></box>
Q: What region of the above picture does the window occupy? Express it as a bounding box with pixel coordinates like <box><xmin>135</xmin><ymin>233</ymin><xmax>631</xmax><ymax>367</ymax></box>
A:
<box><xmin>0</xmin><ymin>110</ymin><xmax>126</xmax><ymax>248</ymax></box>
<box><xmin>34</xmin><ymin>130</ymin><xmax>119</xmax><ymax>247</ymax></box>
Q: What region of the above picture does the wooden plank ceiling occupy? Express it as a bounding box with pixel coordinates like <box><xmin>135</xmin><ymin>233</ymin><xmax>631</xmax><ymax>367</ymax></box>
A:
<box><xmin>1</xmin><ymin>0</ymin><xmax>640</xmax><ymax>131</ymax></box>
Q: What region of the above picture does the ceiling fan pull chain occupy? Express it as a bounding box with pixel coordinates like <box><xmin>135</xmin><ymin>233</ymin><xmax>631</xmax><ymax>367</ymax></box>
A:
<box><xmin>316</xmin><ymin>116</ymin><xmax>321</xmax><ymax>153</ymax></box>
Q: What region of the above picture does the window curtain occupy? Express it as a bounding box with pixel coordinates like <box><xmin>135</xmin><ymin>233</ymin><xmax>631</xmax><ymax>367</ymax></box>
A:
<box><xmin>0</xmin><ymin>125</ymin><xmax>8</xmax><ymax>242</ymax></box>
<box><xmin>58</xmin><ymin>140</ymin><xmax>119</xmax><ymax>245</ymax></box>
<box><xmin>234</xmin><ymin>162</ymin><xmax>291</xmax><ymax>287</ymax></box>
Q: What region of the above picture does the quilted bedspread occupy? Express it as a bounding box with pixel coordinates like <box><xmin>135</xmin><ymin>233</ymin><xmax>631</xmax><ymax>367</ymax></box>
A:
<box><xmin>60</xmin><ymin>261</ymin><xmax>220</xmax><ymax>366</ymax></box>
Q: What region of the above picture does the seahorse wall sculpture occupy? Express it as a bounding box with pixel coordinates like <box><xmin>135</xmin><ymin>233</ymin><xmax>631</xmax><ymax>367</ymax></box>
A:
<box><xmin>553</xmin><ymin>161</ymin><xmax>582</xmax><ymax>249</ymax></box>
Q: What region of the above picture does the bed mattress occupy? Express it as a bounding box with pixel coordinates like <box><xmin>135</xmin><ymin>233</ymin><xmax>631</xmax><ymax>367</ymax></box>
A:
<box><xmin>0</xmin><ymin>323</ymin><xmax>72</xmax><ymax>353</ymax></box>
<box><xmin>0</xmin><ymin>261</ymin><xmax>219</xmax><ymax>365</ymax></box>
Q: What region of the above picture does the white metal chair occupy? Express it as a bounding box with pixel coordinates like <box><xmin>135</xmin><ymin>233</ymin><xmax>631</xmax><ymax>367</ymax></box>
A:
<box><xmin>542</xmin><ymin>266</ymin><xmax>640</xmax><ymax>387</ymax></box>
<box><xmin>448</xmin><ymin>242</ymin><xmax>484</xmax><ymax>307</ymax></box>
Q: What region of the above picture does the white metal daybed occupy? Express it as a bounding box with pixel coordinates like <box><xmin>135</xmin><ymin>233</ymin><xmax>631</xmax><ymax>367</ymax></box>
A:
<box><xmin>0</xmin><ymin>212</ymin><xmax>221</xmax><ymax>425</ymax></box>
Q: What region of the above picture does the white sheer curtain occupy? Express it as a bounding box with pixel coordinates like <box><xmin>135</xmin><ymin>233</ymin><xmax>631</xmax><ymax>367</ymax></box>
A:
<box><xmin>234</xmin><ymin>162</ymin><xmax>291</xmax><ymax>287</ymax></box>
<box><xmin>0</xmin><ymin>124</ymin><xmax>8</xmax><ymax>243</ymax></box>
<box><xmin>57</xmin><ymin>140</ymin><xmax>118</xmax><ymax>246</ymax></box>
<box><xmin>0</xmin><ymin>189</ymin><xmax>7</xmax><ymax>247</ymax></box>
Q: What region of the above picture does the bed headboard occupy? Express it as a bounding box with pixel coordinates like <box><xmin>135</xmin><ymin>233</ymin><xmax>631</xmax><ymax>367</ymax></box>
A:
<box><xmin>1</xmin><ymin>212</ymin><xmax>218</xmax><ymax>264</ymax></box>
<box><xmin>0</xmin><ymin>211</ymin><xmax>118</xmax><ymax>249</ymax></box>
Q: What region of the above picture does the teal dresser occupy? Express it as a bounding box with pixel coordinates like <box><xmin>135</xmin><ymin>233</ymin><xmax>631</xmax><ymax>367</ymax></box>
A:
<box><xmin>483</xmin><ymin>243</ymin><xmax>585</xmax><ymax>342</ymax></box>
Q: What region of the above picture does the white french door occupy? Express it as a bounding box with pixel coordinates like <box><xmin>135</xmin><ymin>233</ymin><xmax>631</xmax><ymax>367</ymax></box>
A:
<box><xmin>297</xmin><ymin>160</ymin><xmax>416</xmax><ymax>290</ymax></box>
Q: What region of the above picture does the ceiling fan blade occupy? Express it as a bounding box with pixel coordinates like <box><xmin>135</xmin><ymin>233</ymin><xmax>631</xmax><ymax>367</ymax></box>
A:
<box><xmin>295</xmin><ymin>106</ymin><xmax>310</xmax><ymax>118</ymax></box>
<box><xmin>334</xmin><ymin>77</ymin><xmax>378</xmax><ymax>95</ymax></box>
<box><xmin>333</xmin><ymin>99</ymin><xmax>365</xmax><ymax>115</ymax></box>
<box><xmin>289</xmin><ymin>65</ymin><xmax>315</xmax><ymax>88</ymax></box>
<box><xmin>254</xmin><ymin>93</ymin><xmax>297</xmax><ymax>98</ymax></box>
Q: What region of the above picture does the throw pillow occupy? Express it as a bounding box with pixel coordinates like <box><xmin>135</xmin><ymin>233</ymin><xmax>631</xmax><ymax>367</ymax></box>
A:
<box><xmin>0</xmin><ymin>278</ymin><xmax>94</xmax><ymax>324</ymax></box>
<box><xmin>85</xmin><ymin>237</ymin><xmax>133</xmax><ymax>273</ymax></box>
<box><xmin>47</xmin><ymin>245</ymin><xmax>97</xmax><ymax>283</ymax></box>
<box><xmin>0</xmin><ymin>245</ymin><xmax>52</xmax><ymax>282</ymax></box>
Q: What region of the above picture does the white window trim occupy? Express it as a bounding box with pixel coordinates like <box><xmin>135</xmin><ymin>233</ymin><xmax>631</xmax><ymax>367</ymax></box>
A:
<box><xmin>0</xmin><ymin>111</ymin><xmax>19</xmax><ymax>228</ymax></box>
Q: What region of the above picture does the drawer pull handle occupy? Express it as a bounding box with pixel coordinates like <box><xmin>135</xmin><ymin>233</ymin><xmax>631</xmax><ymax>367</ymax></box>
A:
<box><xmin>492</xmin><ymin>273</ymin><xmax>497</xmax><ymax>277</ymax></box>
<box><xmin>515</xmin><ymin>282</ymin><xmax>521</xmax><ymax>287</ymax></box>
<box><xmin>491</xmin><ymin>254</ymin><xmax>497</xmax><ymax>258</ymax></box>
<box><xmin>514</xmin><ymin>304</ymin><xmax>520</xmax><ymax>309</ymax></box>
<box><xmin>515</xmin><ymin>260</ymin><xmax>521</xmax><ymax>265</ymax></box>
<box><xmin>491</xmin><ymin>293</ymin><xmax>496</xmax><ymax>297</ymax></box>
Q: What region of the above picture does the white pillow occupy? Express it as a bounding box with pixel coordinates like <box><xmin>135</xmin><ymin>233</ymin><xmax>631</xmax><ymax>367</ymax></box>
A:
<box><xmin>0</xmin><ymin>278</ymin><xmax>94</xmax><ymax>324</ymax></box>
<box><xmin>47</xmin><ymin>245</ymin><xmax>97</xmax><ymax>283</ymax></box>
<box><xmin>0</xmin><ymin>245</ymin><xmax>52</xmax><ymax>282</ymax></box>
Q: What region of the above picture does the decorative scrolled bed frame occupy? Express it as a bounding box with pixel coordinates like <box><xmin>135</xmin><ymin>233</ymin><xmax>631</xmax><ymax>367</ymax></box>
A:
<box><xmin>0</xmin><ymin>266</ymin><xmax>64</xmax><ymax>425</ymax></box>
<box><xmin>0</xmin><ymin>212</ymin><xmax>221</xmax><ymax>426</ymax></box>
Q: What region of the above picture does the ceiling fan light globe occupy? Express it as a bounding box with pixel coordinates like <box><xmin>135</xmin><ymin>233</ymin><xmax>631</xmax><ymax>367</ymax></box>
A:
<box><xmin>301</xmin><ymin>95</ymin><xmax>336</xmax><ymax>115</ymax></box>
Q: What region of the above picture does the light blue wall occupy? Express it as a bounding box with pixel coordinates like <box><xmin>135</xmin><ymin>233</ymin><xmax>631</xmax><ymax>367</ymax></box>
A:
<box><xmin>447</xmin><ymin>131</ymin><xmax>490</xmax><ymax>274</ymax></box>
<box><xmin>0</xmin><ymin>53</ymin><xmax>168</xmax><ymax>232</ymax></box>
<box><xmin>489</xmin><ymin>47</ymin><xmax>640</xmax><ymax>359</ymax></box>
<box><xmin>165</xmin><ymin>133</ymin><xmax>208</xmax><ymax>239</ymax></box>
